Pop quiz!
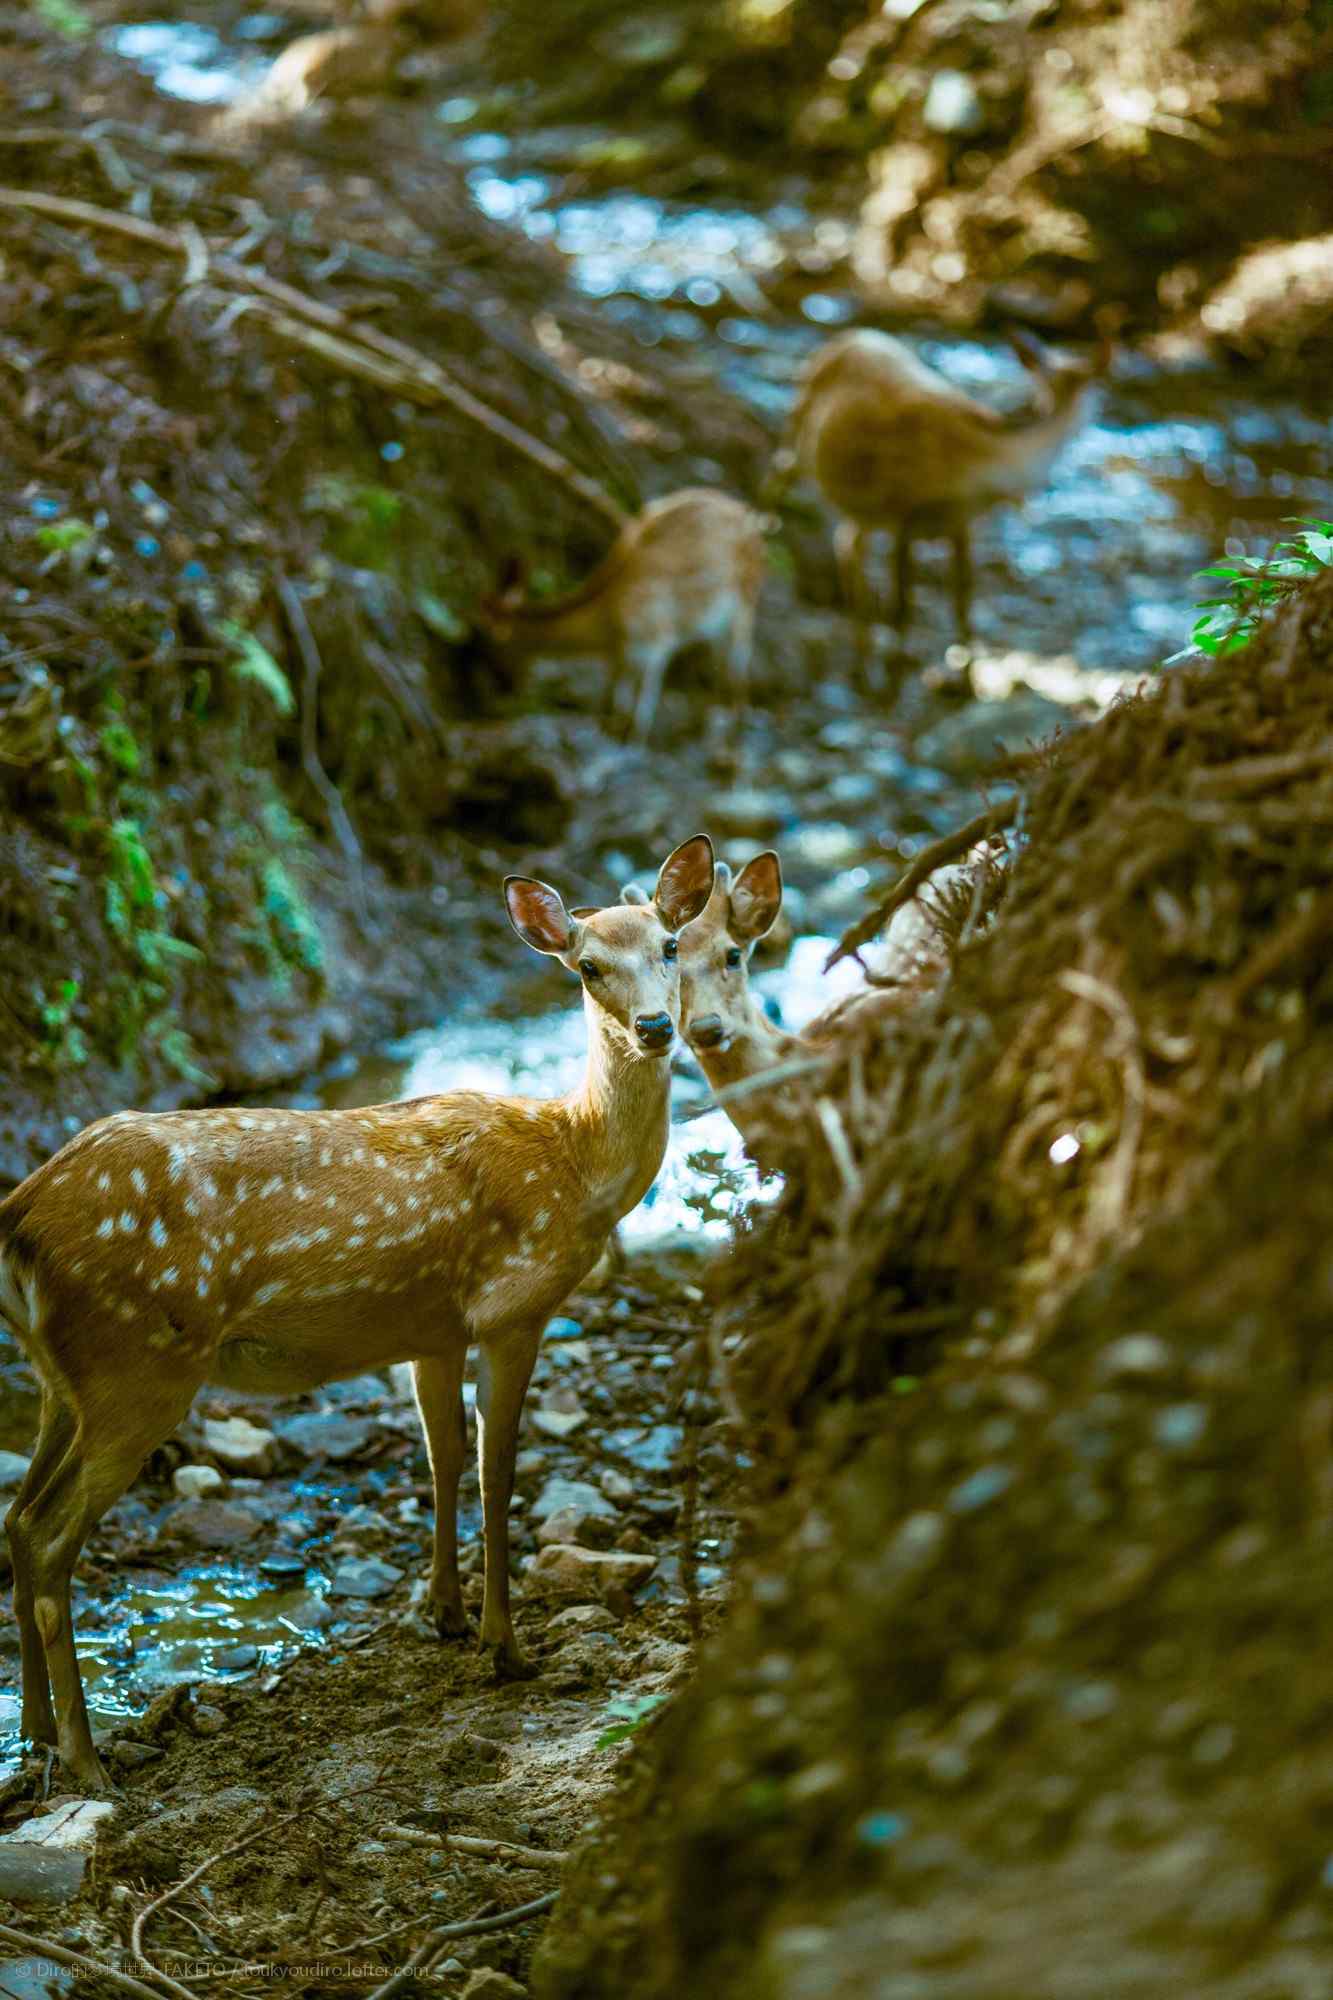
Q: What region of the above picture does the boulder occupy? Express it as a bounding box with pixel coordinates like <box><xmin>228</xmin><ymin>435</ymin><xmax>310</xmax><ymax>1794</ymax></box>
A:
<box><xmin>200</xmin><ymin>1415</ymin><xmax>279</xmax><ymax>1476</ymax></box>
<box><xmin>530</xmin><ymin>1544</ymin><xmax>656</xmax><ymax>1610</ymax></box>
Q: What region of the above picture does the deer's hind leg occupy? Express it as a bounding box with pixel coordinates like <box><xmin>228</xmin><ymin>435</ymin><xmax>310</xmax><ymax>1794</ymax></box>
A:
<box><xmin>413</xmin><ymin>1348</ymin><xmax>469</xmax><ymax>1639</ymax></box>
<box><xmin>7</xmin><ymin>1389</ymin><xmax>75</xmax><ymax>1748</ymax></box>
<box><xmin>475</xmin><ymin>1322</ymin><xmax>542</xmax><ymax>1680</ymax></box>
<box><xmin>24</xmin><ymin>1331</ymin><xmax>202</xmax><ymax>1792</ymax></box>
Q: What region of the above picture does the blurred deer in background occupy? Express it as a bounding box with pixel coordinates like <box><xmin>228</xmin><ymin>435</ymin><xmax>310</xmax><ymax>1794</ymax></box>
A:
<box><xmin>0</xmin><ymin>837</ymin><xmax>715</xmax><ymax>1792</ymax></box>
<box><xmin>477</xmin><ymin>488</ymin><xmax>768</xmax><ymax>742</ymax></box>
<box><xmin>774</xmin><ymin>328</ymin><xmax>1103</xmax><ymax>644</ymax></box>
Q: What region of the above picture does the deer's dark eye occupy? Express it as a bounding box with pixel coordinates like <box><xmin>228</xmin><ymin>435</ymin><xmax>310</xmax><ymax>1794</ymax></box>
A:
<box><xmin>663</xmin><ymin>937</ymin><xmax>678</xmax><ymax>961</ymax></box>
<box><xmin>579</xmin><ymin>960</ymin><xmax>602</xmax><ymax>981</ymax></box>
<box><xmin>726</xmin><ymin>946</ymin><xmax>743</xmax><ymax>969</ymax></box>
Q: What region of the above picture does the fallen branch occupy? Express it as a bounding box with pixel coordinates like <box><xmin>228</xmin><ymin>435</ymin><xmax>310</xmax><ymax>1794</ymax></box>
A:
<box><xmin>275</xmin><ymin>574</ymin><xmax>369</xmax><ymax>928</ymax></box>
<box><xmin>827</xmin><ymin>795</ymin><xmax>1019</xmax><ymax>971</ymax></box>
<box><xmin>0</xmin><ymin>187</ymin><xmax>627</xmax><ymax>528</ymax></box>
<box><xmin>365</xmin><ymin>1891</ymin><xmax>559</xmax><ymax>2000</ymax></box>
<box><xmin>380</xmin><ymin>1825</ymin><xmax>569</xmax><ymax>1868</ymax></box>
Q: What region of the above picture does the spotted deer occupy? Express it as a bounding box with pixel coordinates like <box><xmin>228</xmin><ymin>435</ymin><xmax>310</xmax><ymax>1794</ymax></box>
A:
<box><xmin>666</xmin><ymin>850</ymin><xmax>947</xmax><ymax>1164</ymax></box>
<box><xmin>0</xmin><ymin>837</ymin><xmax>715</xmax><ymax>1792</ymax></box>
<box><xmin>477</xmin><ymin>488</ymin><xmax>768</xmax><ymax>742</ymax></box>
<box><xmin>775</xmin><ymin>328</ymin><xmax>1101</xmax><ymax>641</ymax></box>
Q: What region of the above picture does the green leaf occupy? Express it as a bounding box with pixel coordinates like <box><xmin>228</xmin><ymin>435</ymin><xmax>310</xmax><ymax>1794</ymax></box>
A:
<box><xmin>218</xmin><ymin>621</ymin><xmax>295</xmax><ymax>714</ymax></box>
<box><xmin>36</xmin><ymin>517</ymin><xmax>94</xmax><ymax>553</ymax></box>
<box><xmin>36</xmin><ymin>0</ymin><xmax>91</xmax><ymax>37</ymax></box>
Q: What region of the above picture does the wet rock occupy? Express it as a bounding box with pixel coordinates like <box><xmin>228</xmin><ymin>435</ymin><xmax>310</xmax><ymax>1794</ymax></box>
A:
<box><xmin>200</xmin><ymin>1415</ymin><xmax>279</xmax><ymax>1476</ymax></box>
<box><xmin>190</xmin><ymin>1703</ymin><xmax>228</xmax><ymax>1737</ymax></box>
<box><xmin>913</xmin><ymin>693</ymin><xmax>1071</xmax><ymax>773</ymax></box>
<box><xmin>173</xmin><ymin>1463</ymin><xmax>226</xmax><ymax>1501</ymax></box>
<box><xmin>546</xmin><ymin>1604</ymin><xmax>618</xmax><ymax>1635</ymax></box>
<box><xmin>330</xmin><ymin>1505</ymin><xmax>396</xmax><ymax>1550</ymax></box>
<box><xmin>5</xmin><ymin>1802</ymin><xmax>115</xmax><ymax>1853</ymax></box>
<box><xmin>461</xmin><ymin>1971</ymin><xmax>527</xmax><ymax>2000</ymax></box>
<box><xmin>537</xmin><ymin>1506</ymin><xmax>614</xmax><ymax>1550</ymax></box>
<box><xmin>0</xmin><ymin>1844</ymin><xmax>86</xmax><ymax>1905</ymax></box>
<box><xmin>0</xmin><ymin>1959</ymin><xmax>74</xmax><ymax>1999</ymax></box>
<box><xmin>532</xmin><ymin>1476</ymin><xmax>617</xmax><ymax>1528</ymax></box>
<box><xmin>530</xmin><ymin>1543</ymin><xmax>656</xmax><ymax>1609</ymax></box>
<box><xmin>601</xmin><ymin>1424</ymin><xmax>683</xmax><ymax>1475</ymax></box>
<box><xmin>259</xmin><ymin>1552</ymin><xmax>309</xmax><ymax>1580</ymax></box>
<box><xmin>543</xmin><ymin>1317</ymin><xmax>583</xmax><ymax>1342</ymax></box>
<box><xmin>600</xmin><ymin>1468</ymin><xmax>635</xmax><ymax>1505</ymax></box>
<box><xmin>329</xmin><ymin>1556</ymin><xmax>404</xmax><ymax>1599</ymax></box>
<box><xmin>160</xmin><ymin>1499</ymin><xmax>261</xmax><ymax>1550</ymax></box>
<box><xmin>0</xmin><ymin>1450</ymin><xmax>31</xmax><ymax>1491</ymax></box>
<box><xmin>277</xmin><ymin>1410</ymin><xmax>377</xmax><ymax>1462</ymax></box>
<box><xmin>110</xmin><ymin>1741</ymin><xmax>164</xmax><ymax>1771</ymax></box>
<box><xmin>531</xmin><ymin>1404</ymin><xmax>588</xmax><ymax>1440</ymax></box>
<box><xmin>216</xmin><ymin>1643</ymin><xmax>261</xmax><ymax>1673</ymax></box>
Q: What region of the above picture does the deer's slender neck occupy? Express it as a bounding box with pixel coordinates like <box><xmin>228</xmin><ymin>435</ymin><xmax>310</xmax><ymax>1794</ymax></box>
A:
<box><xmin>564</xmin><ymin>992</ymin><xmax>672</xmax><ymax>1214</ymax></box>
<box><xmin>994</xmin><ymin>380</ymin><xmax>1091</xmax><ymax>484</ymax></box>
<box><xmin>498</xmin><ymin>577</ymin><xmax>617</xmax><ymax>657</ymax></box>
<box><xmin>696</xmin><ymin>995</ymin><xmax>802</xmax><ymax>1098</ymax></box>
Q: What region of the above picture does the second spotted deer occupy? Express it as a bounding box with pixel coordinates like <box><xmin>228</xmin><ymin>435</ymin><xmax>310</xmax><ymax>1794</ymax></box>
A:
<box><xmin>0</xmin><ymin>837</ymin><xmax>715</xmax><ymax>1792</ymax></box>
<box><xmin>477</xmin><ymin>487</ymin><xmax>768</xmax><ymax>741</ymax></box>
<box><xmin>671</xmin><ymin>850</ymin><xmax>946</xmax><ymax>1165</ymax></box>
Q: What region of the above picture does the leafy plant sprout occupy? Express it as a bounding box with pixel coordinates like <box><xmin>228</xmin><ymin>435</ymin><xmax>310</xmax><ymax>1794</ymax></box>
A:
<box><xmin>1191</xmin><ymin>519</ymin><xmax>1333</xmax><ymax>656</ymax></box>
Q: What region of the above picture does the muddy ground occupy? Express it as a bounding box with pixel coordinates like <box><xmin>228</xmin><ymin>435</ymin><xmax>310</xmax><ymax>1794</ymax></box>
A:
<box><xmin>1</xmin><ymin>2</ymin><xmax>1331</xmax><ymax>1996</ymax></box>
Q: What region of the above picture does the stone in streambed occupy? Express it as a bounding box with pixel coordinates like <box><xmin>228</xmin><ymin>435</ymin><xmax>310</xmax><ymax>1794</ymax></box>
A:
<box><xmin>173</xmin><ymin>1463</ymin><xmax>226</xmax><ymax>1501</ymax></box>
<box><xmin>329</xmin><ymin>1556</ymin><xmax>404</xmax><ymax>1600</ymax></box>
<box><xmin>160</xmin><ymin>1499</ymin><xmax>261</xmax><ymax>1550</ymax></box>
<box><xmin>530</xmin><ymin>1544</ymin><xmax>656</xmax><ymax>1608</ymax></box>
<box><xmin>200</xmin><ymin>1415</ymin><xmax>279</xmax><ymax>1476</ymax></box>
<box><xmin>531</xmin><ymin>1475</ymin><xmax>617</xmax><ymax>1527</ymax></box>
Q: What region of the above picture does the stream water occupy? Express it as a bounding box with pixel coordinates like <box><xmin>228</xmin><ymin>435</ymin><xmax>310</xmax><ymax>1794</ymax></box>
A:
<box><xmin>2</xmin><ymin>9</ymin><xmax>1331</xmax><ymax>1778</ymax></box>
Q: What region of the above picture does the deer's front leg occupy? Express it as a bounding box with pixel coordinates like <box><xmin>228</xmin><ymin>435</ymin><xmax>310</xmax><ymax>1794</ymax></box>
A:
<box><xmin>475</xmin><ymin>1326</ymin><xmax>541</xmax><ymax>1680</ymax></box>
<box><xmin>412</xmin><ymin>1350</ymin><xmax>468</xmax><ymax>1638</ymax></box>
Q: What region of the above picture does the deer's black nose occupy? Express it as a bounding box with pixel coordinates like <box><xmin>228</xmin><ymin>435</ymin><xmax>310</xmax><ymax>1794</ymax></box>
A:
<box><xmin>690</xmin><ymin>1014</ymin><xmax>726</xmax><ymax>1049</ymax></box>
<box><xmin>634</xmin><ymin>1012</ymin><xmax>674</xmax><ymax>1052</ymax></box>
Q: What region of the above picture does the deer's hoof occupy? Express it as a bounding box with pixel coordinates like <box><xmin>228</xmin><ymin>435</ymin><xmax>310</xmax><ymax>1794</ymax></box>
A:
<box><xmin>425</xmin><ymin>1596</ymin><xmax>470</xmax><ymax>1641</ymax></box>
<box><xmin>481</xmin><ymin>1639</ymin><xmax>538</xmax><ymax>1683</ymax></box>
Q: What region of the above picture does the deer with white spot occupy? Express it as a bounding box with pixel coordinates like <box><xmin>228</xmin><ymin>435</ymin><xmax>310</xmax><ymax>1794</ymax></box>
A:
<box><xmin>0</xmin><ymin>836</ymin><xmax>715</xmax><ymax>1792</ymax></box>
<box><xmin>476</xmin><ymin>487</ymin><xmax>768</xmax><ymax>742</ymax></box>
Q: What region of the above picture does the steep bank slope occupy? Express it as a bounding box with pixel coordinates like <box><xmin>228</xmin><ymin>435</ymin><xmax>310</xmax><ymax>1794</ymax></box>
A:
<box><xmin>535</xmin><ymin>569</ymin><xmax>1333</xmax><ymax>1998</ymax></box>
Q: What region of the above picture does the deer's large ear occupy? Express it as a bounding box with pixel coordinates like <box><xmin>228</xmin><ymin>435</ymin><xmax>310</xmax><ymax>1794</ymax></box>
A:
<box><xmin>654</xmin><ymin>835</ymin><xmax>714</xmax><ymax>931</ymax></box>
<box><xmin>504</xmin><ymin>876</ymin><xmax>578</xmax><ymax>956</ymax></box>
<box><xmin>730</xmin><ymin>850</ymin><xmax>782</xmax><ymax>944</ymax></box>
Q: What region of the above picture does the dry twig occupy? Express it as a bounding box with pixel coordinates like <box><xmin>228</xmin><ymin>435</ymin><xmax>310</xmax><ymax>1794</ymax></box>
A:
<box><xmin>828</xmin><ymin>796</ymin><xmax>1019</xmax><ymax>970</ymax></box>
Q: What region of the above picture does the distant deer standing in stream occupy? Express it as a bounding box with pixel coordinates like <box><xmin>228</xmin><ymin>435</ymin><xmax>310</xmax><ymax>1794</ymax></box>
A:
<box><xmin>0</xmin><ymin>837</ymin><xmax>715</xmax><ymax>1792</ymax></box>
<box><xmin>477</xmin><ymin>488</ymin><xmax>768</xmax><ymax>742</ymax></box>
<box><xmin>776</xmin><ymin>328</ymin><xmax>1102</xmax><ymax>643</ymax></box>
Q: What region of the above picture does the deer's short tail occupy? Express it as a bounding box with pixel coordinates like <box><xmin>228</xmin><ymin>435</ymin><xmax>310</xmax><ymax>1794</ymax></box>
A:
<box><xmin>0</xmin><ymin>1236</ymin><xmax>36</xmax><ymax>1346</ymax></box>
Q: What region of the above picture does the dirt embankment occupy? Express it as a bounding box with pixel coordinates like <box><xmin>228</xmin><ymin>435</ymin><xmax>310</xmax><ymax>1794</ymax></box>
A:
<box><xmin>0</xmin><ymin>5</ymin><xmax>769</xmax><ymax>1183</ymax></box>
<box><xmin>533</xmin><ymin>570</ymin><xmax>1333</xmax><ymax>1998</ymax></box>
